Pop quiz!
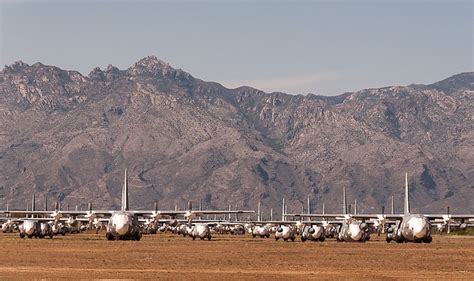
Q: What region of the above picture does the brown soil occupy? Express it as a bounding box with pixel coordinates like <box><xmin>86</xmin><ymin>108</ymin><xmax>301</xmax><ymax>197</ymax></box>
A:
<box><xmin>0</xmin><ymin>233</ymin><xmax>472</xmax><ymax>279</ymax></box>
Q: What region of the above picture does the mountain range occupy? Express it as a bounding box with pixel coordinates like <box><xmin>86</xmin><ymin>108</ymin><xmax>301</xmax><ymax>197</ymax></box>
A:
<box><xmin>0</xmin><ymin>56</ymin><xmax>473</xmax><ymax>215</ymax></box>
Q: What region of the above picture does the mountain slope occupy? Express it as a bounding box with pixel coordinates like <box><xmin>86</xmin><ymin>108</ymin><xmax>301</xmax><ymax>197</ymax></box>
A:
<box><xmin>0</xmin><ymin>56</ymin><xmax>472</xmax><ymax>214</ymax></box>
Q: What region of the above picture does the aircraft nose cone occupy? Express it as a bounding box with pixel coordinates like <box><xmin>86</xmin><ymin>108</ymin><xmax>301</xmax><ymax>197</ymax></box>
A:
<box><xmin>115</xmin><ymin>223</ymin><xmax>129</xmax><ymax>236</ymax></box>
<box><xmin>25</xmin><ymin>225</ymin><xmax>34</xmax><ymax>235</ymax></box>
<box><xmin>413</xmin><ymin>223</ymin><xmax>427</xmax><ymax>238</ymax></box>
<box><xmin>349</xmin><ymin>224</ymin><xmax>362</xmax><ymax>240</ymax></box>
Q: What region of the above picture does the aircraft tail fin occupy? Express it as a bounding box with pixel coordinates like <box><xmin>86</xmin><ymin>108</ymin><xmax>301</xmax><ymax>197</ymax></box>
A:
<box><xmin>307</xmin><ymin>194</ymin><xmax>311</xmax><ymax>214</ymax></box>
<box><xmin>391</xmin><ymin>196</ymin><xmax>395</xmax><ymax>214</ymax></box>
<box><xmin>404</xmin><ymin>172</ymin><xmax>410</xmax><ymax>215</ymax></box>
<box><xmin>343</xmin><ymin>187</ymin><xmax>347</xmax><ymax>215</ymax></box>
<box><xmin>121</xmin><ymin>169</ymin><xmax>129</xmax><ymax>211</ymax></box>
<box><xmin>282</xmin><ymin>198</ymin><xmax>285</xmax><ymax>221</ymax></box>
<box><xmin>257</xmin><ymin>201</ymin><xmax>261</xmax><ymax>221</ymax></box>
<box><xmin>44</xmin><ymin>194</ymin><xmax>48</xmax><ymax>211</ymax></box>
<box><xmin>32</xmin><ymin>193</ymin><xmax>36</xmax><ymax>212</ymax></box>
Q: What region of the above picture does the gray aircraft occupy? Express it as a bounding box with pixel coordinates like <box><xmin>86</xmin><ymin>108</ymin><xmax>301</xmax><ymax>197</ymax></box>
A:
<box><xmin>286</xmin><ymin>186</ymin><xmax>370</xmax><ymax>242</ymax></box>
<box><xmin>385</xmin><ymin>173</ymin><xmax>432</xmax><ymax>243</ymax></box>
<box><xmin>1</xmin><ymin>169</ymin><xmax>254</xmax><ymax>241</ymax></box>
<box><xmin>384</xmin><ymin>173</ymin><xmax>472</xmax><ymax>243</ymax></box>
<box><xmin>288</xmin><ymin>173</ymin><xmax>472</xmax><ymax>243</ymax></box>
<box><xmin>104</xmin><ymin>169</ymin><xmax>142</xmax><ymax>240</ymax></box>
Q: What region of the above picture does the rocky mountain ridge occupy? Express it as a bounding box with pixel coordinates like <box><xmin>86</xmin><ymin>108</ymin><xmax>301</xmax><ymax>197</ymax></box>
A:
<box><xmin>0</xmin><ymin>56</ymin><xmax>472</xmax><ymax>214</ymax></box>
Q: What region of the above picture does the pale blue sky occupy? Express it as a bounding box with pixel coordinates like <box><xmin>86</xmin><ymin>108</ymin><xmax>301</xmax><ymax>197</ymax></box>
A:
<box><xmin>1</xmin><ymin>0</ymin><xmax>472</xmax><ymax>95</ymax></box>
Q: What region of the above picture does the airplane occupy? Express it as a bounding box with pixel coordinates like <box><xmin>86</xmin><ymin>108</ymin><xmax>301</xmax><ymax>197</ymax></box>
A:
<box><xmin>380</xmin><ymin>174</ymin><xmax>473</xmax><ymax>242</ymax></box>
<box><xmin>285</xmin><ymin>186</ymin><xmax>370</xmax><ymax>242</ymax></box>
<box><xmin>1</xmin><ymin>169</ymin><xmax>254</xmax><ymax>241</ymax></box>
<box><xmin>385</xmin><ymin>173</ymin><xmax>433</xmax><ymax>243</ymax></box>
<box><xmin>300</xmin><ymin>224</ymin><xmax>325</xmax><ymax>242</ymax></box>
<box><xmin>287</xmin><ymin>173</ymin><xmax>474</xmax><ymax>243</ymax></box>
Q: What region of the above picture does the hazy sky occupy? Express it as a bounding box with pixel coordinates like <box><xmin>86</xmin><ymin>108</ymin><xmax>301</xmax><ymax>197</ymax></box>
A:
<box><xmin>1</xmin><ymin>0</ymin><xmax>472</xmax><ymax>95</ymax></box>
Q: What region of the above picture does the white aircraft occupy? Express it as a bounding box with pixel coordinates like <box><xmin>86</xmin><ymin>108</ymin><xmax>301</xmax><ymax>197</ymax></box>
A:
<box><xmin>1</xmin><ymin>169</ymin><xmax>254</xmax><ymax>241</ymax></box>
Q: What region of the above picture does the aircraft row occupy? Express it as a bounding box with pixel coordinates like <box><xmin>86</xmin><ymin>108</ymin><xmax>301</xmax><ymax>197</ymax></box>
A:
<box><xmin>1</xmin><ymin>171</ymin><xmax>472</xmax><ymax>243</ymax></box>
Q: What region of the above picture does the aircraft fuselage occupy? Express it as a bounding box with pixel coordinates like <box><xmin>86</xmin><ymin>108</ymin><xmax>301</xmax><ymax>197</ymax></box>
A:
<box><xmin>106</xmin><ymin>212</ymin><xmax>142</xmax><ymax>241</ymax></box>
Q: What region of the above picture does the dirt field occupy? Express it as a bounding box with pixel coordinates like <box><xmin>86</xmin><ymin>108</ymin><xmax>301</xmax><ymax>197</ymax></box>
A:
<box><xmin>0</xmin><ymin>232</ymin><xmax>472</xmax><ymax>280</ymax></box>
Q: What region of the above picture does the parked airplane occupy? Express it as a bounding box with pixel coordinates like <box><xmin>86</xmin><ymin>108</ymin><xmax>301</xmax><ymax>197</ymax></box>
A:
<box><xmin>285</xmin><ymin>186</ymin><xmax>370</xmax><ymax>242</ymax></box>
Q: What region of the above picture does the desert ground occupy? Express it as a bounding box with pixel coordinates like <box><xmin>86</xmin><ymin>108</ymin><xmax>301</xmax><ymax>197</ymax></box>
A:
<box><xmin>0</xmin><ymin>232</ymin><xmax>472</xmax><ymax>280</ymax></box>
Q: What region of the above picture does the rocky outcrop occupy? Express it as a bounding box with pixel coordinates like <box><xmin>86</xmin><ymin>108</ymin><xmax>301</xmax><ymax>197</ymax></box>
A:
<box><xmin>0</xmin><ymin>57</ymin><xmax>472</xmax><ymax>214</ymax></box>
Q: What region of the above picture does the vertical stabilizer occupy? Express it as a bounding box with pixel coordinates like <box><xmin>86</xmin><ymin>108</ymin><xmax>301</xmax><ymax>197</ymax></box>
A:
<box><xmin>257</xmin><ymin>201</ymin><xmax>261</xmax><ymax>221</ymax></box>
<box><xmin>44</xmin><ymin>195</ymin><xmax>48</xmax><ymax>211</ymax></box>
<box><xmin>322</xmin><ymin>203</ymin><xmax>325</xmax><ymax>215</ymax></box>
<box><xmin>307</xmin><ymin>195</ymin><xmax>311</xmax><ymax>214</ymax></box>
<box><xmin>282</xmin><ymin>198</ymin><xmax>285</xmax><ymax>221</ymax></box>
<box><xmin>354</xmin><ymin>199</ymin><xmax>357</xmax><ymax>215</ymax></box>
<box><xmin>32</xmin><ymin>193</ymin><xmax>36</xmax><ymax>211</ymax></box>
<box><xmin>404</xmin><ymin>172</ymin><xmax>410</xmax><ymax>215</ymax></box>
<box><xmin>391</xmin><ymin>196</ymin><xmax>394</xmax><ymax>214</ymax></box>
<box><xmin>270</xmin><ymin>208</ymin><xmax>273</xmax><ymax>221</ymax></box>
<box><xmin>342</xmin><ymin>187</ymin><xmax>347</xmax><ymax>215</ymax></box>
<box><xmin>121</xmin><ymin>169</ymin><xmax>129</xmax><ymax>211</ymax></box>
<box><xmin>154</xmin><ymin>201</ymin><xmax>158</xmax><ymax>212</ymax></box>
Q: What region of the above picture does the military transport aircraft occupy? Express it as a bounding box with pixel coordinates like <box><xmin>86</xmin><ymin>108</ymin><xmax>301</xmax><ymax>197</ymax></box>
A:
<box><xmin>0</xmin><ymin>169</ymin><xmax>254</xmax><ymax>241</ymax></box>
<box><xmin>287</xmin><ymin>173</ymin><xmax>474</xmax><ymax>243</ymax></box>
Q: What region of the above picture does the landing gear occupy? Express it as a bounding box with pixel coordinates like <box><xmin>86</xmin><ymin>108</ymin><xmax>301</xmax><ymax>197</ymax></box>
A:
<box><xmin>395</xmin><ymin>237</ymin><xmax>404</xmax><ymax>243</ymax></box>
<box><xmin>301</xmin><ymin>236</ymin><xmax>307</xmax><ymax>242</ymax></box>
<box><xmin>290</xmin><ymin>237</ymin><xmax>295</xmax><ymax>242</ymax></box>
<box><xmin>207</xmin><ymin>234</ymin><xmax>211</xmax><ymax>241</ymax></box>
<box><xmin>265</xmin><ymin>234</ymin><xmax>270</xmax><ymax>238</ymax></box>
<box><xmin>133</xmin><ymin>233</ymin><xmax>142</xmax><ymax>241</ymax></box>
<box><xmin>106</xmin><ymin>233</ymin><xmax>115</xmax><ymax>241</ymax></box>
<box><xmin>252</xmin><ymin>234</ymin><xmax>256</xmax><ymax>238</ymax></box>
<box><xmin>386</xmin><ymin>235</ymin><xmax>392</xmax><ymax>243</ymax></box>
<box><xmin>319</xmin><ymin>235</ymin><xmax>326</xmax><ymax>242</ymax></box>
<box><xmin>423</xmin><ymin>236</ymin><xmax>432</xmax><ymax>243</ymax></box>
<box><xmin>192</xmin><ymin>235</ymin><xmax>196</xmax><ymax>240</ymax></box>
<box><xmin>19</xmin><ymin>233</ymin><xmax>25</xmax><ymax>239</ymax></box>
<box><xmin>27</xmin><ymin>235</ymin><xmax>33</xmax><ymax>239</ymax></box>
<box><xmin>275</xmin><ymin>237</ymin><xmax>279</xmax><ymax>241</ymax></box>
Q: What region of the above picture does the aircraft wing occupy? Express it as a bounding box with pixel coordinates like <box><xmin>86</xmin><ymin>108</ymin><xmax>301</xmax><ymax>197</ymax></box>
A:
<box><xmin>424</xmin><ymin>214</ymin><xmax>474</xmax><ymax>220</ymax></box>
<box><xmin>190</xmin><ymin>210</ymin><xmax>254</xmax><ymax>215</ymax></box>
<box><xmin>286</xmin><ymin>213</ymin><xmax>405</xmax><ymax>220</ymax></box>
